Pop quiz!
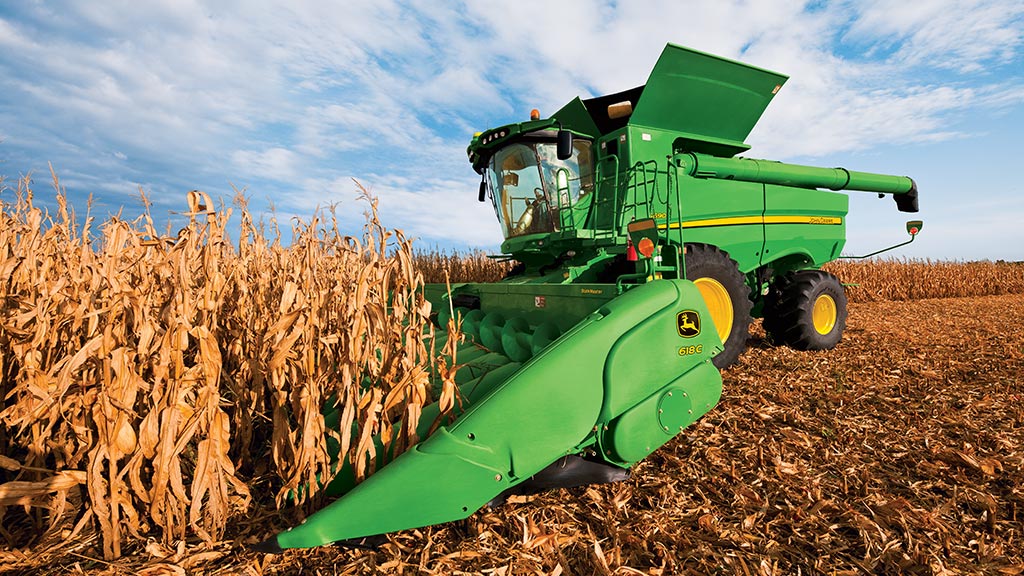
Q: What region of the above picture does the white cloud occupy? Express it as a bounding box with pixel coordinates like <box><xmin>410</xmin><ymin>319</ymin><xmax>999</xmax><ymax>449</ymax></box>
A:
<box><xmin>0</xmin><ymin>18</ymin><xmax>31</xmax><ymax>50</ymax></box>
<box><xmin>362</xmin><ymin>176</ymin><xmax>503</xmax><ymax>247</ymax></box>
<box><xmin>278</xmin><ymin>169</ymin><xmax>501</xmax><ymax>248</ymax></box>
<box><xmin>754</xmin><ymin>79</ymin><xmax>981</xmax><ymax>158</ymax></box>
<box><xmin>844</xmin><ymin>0</ymin><xmax>1024</xmax><ymax>73</ymax></box>
<box><xmin>231</xmin><ymin>148</ymin><xmax>299</xmax><ymax>181</ymax></box>
<box><xmin>724</xmin><ymin>1</ymin><xmax>1024</xmax><ymax>158</ymax></box>
<box><xmin>1</xmin><ymin>1</ymin><xmax>1022</xmax><ymax>258</ymax></box>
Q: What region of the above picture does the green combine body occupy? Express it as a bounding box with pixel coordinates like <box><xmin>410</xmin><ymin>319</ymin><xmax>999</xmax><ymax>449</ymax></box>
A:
<box><xmin>256</xmin><ymin>43</ymin><xmax>919</xmax><ymax>552</ymax></box>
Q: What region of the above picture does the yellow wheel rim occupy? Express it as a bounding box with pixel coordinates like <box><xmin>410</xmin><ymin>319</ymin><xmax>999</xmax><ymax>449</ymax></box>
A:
<box><xmin>812</xmin><ymin>294</ymin><xmax>837</xmax><ymax>335</ymax></box>
<box><xmin>693</xmin><ymin>277</ymin><xmax>733</xmax><ymax>343</ymax></box>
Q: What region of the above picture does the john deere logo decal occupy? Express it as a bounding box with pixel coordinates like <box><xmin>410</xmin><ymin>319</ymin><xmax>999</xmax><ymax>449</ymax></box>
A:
<box><xmin>676</xmin><ymin>310</ymin><xmax>700</xmax><ymax>338</ymax></box>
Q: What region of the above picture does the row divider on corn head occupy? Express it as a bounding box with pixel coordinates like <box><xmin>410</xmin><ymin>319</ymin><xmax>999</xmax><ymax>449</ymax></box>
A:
<box><xmin>255</xmin><ymin>42</ymin><xmax>921</xmax><ymax>552</ymax></box>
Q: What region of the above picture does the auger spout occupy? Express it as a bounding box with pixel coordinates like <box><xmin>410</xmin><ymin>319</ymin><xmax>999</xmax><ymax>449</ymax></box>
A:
<box><xmin>676</xmin><ymin>153</ymin><xmax>920</xmax><ymax>212</ymax></box>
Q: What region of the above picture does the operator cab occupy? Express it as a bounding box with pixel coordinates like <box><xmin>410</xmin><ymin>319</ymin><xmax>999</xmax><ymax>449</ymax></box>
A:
<box><xmin>483</xmin><ymin>130</ymin><xmax>594</xmax><ymax>240</ymax></box>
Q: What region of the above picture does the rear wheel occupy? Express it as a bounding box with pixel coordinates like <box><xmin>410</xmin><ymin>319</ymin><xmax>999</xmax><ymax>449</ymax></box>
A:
<box><xmin>683</xmin><ymin>244</ymin><xmax>752</xmax><ymax>368</ymax></box>
<box><xmin>763</xmin><ymin>270</ymin><xmax>848</xmax><ymax>350</ymax></box>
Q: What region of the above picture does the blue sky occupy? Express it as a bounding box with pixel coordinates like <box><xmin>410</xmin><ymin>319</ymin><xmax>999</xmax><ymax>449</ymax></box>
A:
<box><xmin>1</xmin><ymin>1</ymin><xmax>1022</xmax><ymax>260</ymax></box>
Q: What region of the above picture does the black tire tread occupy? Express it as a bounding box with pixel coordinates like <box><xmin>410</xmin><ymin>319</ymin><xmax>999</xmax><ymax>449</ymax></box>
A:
<box><xmin>763</xmin><ymin>270</ymin><xmax>847</xmax><ymax>351</ymax></box>
<box><xmin>683</xmin><ymin>244</ymin><xmax>753</xmax><ymax>368</ymax></box>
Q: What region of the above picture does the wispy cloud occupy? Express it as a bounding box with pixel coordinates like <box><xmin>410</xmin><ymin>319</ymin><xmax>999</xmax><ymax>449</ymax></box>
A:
<box><xmin>231</xmin><ymin>148</ymin><xmax>299</xmax><ymax>181</ymax></box>
<box><xmin>843</xmin><ymin>0</ymin><xmax>1024</xmax><ymax>73</ymax></box>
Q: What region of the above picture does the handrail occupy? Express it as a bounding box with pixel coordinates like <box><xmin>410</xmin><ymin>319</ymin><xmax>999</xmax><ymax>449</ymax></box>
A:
<box><xmin>665</xmin><ymin>157</ymin><xmax>685</xmax><ymax>275</ymax></box>
<box><xmin>555</xmin><ymin>173</ymin><xmax>576</xmax><ymax>231</ymax></box>
<box><xmin>617</xmin><ymin>160</ymin><xmax>660</xmax><ymax>232</ymax></box>
<box><xmin>594</xmin><ymin>154</ymin><xmax>621</xmax><ymax>239</ymax></box>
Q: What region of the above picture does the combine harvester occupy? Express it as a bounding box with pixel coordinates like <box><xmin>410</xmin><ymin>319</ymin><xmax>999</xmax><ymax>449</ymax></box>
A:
<box><xmin>256</xmin><ymin>43</ymin><xmax>920</xmax><ymax>551</ymax></box>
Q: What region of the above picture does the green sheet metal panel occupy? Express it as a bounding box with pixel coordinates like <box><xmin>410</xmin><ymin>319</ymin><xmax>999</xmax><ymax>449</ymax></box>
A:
<box><xmin>464</xmin><ymin>283</ymin><xmax>618</xmax><ymax>331</ymax></box>
<box><xmin>629</xmin><ymin>44</ymin><xmax>788</xmax><ymax>155</ymax></box>
<box><xmin>553</xmin><ymin>97</ymin><xmax>602</xmax><ymax>138</ymax></box>
<box><xmin>761</xmin><ymin>184</ymin><xmax>849</xmax><ymax>268</ymax></box>
<box><xmin>602</xmin><ymin>281</ymin><xmax>723</xmax><ymax>417</ymax></box>
<box><xmin>664</xmin><ymin>175</ymin><xmax>766</xmax><ymax>273</ymax></box>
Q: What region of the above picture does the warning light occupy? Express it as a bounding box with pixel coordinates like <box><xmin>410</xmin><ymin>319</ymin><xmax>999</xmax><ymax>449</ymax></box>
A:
<box><xmin>530</xmin><ymin>109</ymin><xmax>541</xmax><ymax>121</ymax></box>
<box><xmin>638</xmin><ymin>237</ymin><xmax>655</xmax><ymax>258</ymax></box>
<box><xmin>626</xmin><ymin>218</ymin><xmax>659</xmax><ymax>261</ymax></box>
<box><xmin>909</xmin><ymin>227</ymin><xmax>918</xmax><ymax>235</ymax></box>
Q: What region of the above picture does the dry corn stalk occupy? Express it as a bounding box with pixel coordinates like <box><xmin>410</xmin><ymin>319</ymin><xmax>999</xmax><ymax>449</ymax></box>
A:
<box><xmin>414</xmin><ymin>248</ymin><xmax>514</xmax><ymax>284</ymax></box>
<box><xmin>825</xmin><ymin>258</ymin><xmax>1024</xmax><ymax>302</ymax></box>
<box><xmin>0</xmin><ymin>174</ymin><xmax>459</xmax><ymax>560</ymax></box>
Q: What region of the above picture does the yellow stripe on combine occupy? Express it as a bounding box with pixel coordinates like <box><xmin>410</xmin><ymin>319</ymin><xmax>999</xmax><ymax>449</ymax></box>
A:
<box><xmin>659</xmin><ymin>215</ymin><xmax>842</xmax><ymax>229</ymax></box>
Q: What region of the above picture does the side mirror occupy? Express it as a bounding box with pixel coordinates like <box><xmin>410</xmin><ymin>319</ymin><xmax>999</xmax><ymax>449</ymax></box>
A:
<box><xmin>906</xmin><ymin>220</ymin><xmax>923</xmax><ymax>236</ymax></box>
<box><xmin>478</xmin><ymin>178</ymin><xmax>487</xmax><ymax>202</ymax></box>
<box><xmin>556</xmin><ymin>129</ymin><xmax>573</xmax><ymax>160</ymax></box>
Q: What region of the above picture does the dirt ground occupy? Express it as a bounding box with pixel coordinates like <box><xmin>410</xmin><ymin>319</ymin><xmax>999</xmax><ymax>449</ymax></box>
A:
<box><xmin>5</xmin><ymin>294</ymin><xmax>1023</xmax><ymax>575</ymax></box>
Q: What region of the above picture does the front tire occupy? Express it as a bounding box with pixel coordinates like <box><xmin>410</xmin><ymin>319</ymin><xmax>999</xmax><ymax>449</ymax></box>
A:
<box><xmin>683</xmin><ymin>244</ymin><xmax>752</xmax><ymax>368</ymax></box>
<box><xmin>763</xmin><ymin>270</ymin><xmax>848</xmax><ymax>350</ymax></box>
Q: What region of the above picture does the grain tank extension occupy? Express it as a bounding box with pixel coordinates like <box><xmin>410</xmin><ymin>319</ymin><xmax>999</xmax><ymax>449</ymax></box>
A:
<box><xmin>255</xmin><ymin>43</ymin><xmax>919</xmax><ymax>552</ymax></box>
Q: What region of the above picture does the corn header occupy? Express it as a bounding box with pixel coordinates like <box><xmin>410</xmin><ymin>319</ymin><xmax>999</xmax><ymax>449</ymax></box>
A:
<box><xmin>256</xmin><ymin>43</ymin><xmax>920</xmax><ymax>551</ymax></box>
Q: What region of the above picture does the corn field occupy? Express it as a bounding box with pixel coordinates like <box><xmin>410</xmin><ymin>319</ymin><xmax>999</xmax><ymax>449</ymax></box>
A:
<box><xmin>3</xmin><ymin>178</ymin><xmax>1023</xmax><ymax>573</ymax></box>
<box><xmin>413</xmin><ymin>249</ymin><xmax>513</xmax><ymax>285</ymax></box>
<box><xmin>414</xmin><ymin>250</ymin><xmax>1024</xmax><ymax>302</ymax></box>
<box><xmin>0</xmin><ymin>175</ymin><xmax>459</xmax><ymax>561</ymax></box>
<box><xmin>824</xmin><ymin>258</ymin><xmax>1024</xmax><ymax>301</ymax></box>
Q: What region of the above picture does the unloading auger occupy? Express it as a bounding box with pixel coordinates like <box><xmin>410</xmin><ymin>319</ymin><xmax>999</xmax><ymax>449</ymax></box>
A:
<box><xmin>257</xmin><ymin>42</ymin><xmax>920</xmax><ymax>551</ymax></box>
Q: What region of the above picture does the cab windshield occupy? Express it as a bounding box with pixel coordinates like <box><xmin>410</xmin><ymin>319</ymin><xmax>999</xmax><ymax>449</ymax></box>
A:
<box><xmin>487</xmin><ymin>139</ymin><xmax>593</xmax><ymax>239</ymax></box>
